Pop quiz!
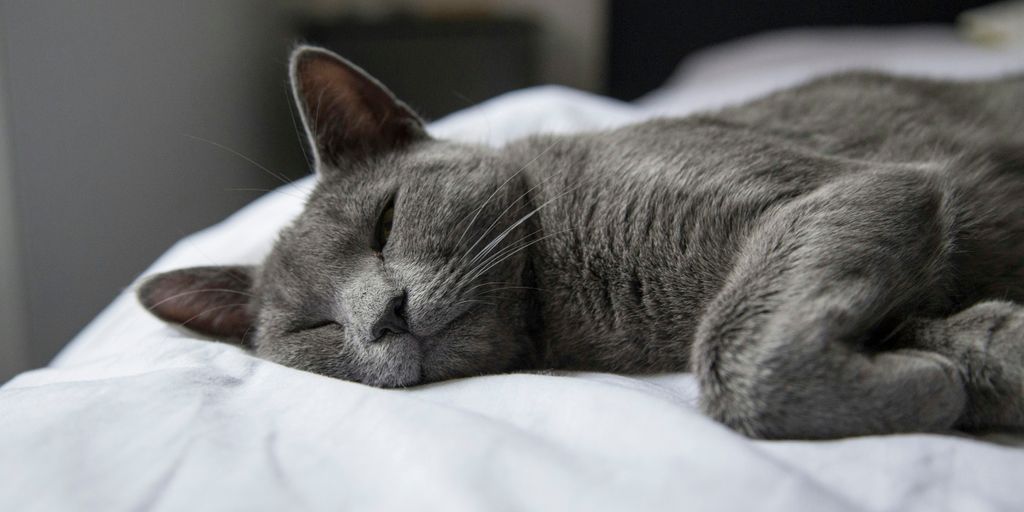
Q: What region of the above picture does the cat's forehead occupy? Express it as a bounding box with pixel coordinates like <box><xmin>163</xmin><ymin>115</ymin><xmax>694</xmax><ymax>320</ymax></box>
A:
<box><xmin>386</xmin><ymin>141</ymin><xmax>503</xmax><ymax>179</ymax></box>
<box><xmin>309</xmin><ymin>142</ymin><xmax>505</xmax><ymax>199</ymax></box>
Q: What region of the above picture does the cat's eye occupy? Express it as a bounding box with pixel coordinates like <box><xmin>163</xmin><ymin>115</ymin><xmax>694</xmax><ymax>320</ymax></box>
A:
<box><xmin>375</xmin><ymin>198</ymin><xmax>395</xmax><ymax>250</ymax></box>
<box><xmin>298</xmin><ymin>319</ymin><xmax>339</xmax><ymax>332</ymax></box>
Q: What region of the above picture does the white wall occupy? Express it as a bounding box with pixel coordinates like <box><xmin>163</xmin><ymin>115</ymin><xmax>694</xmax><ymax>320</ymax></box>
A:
<box><xmin>0</xmin><ymin>2</ymin><xmax>29</xmax><ymax>382</ymax></box>
<box><xmin>1</xmin><ymin>0</ymin><xmax>307</xmax><ymax>369</ymax></box>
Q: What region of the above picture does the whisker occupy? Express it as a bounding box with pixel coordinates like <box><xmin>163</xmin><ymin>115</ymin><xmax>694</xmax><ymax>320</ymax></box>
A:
<box><xmin>312</xmin><ymin>89</ymin><xmax>327</xmax><ymax>161</ymax></box>
<box><xmin>283</xmin><ymin>83</ymin><xmax>314</xmax><ymax>170</ymax></box>
<box><xmin>144</xmin><ymin>288</ymin><xmax>254</xmax><ymax>310</ymax></box>
<box><xmin>452</xmin><ymin>90</ymin><xmax>493</xmax><ymax>144</ymax></box>
<box><xmin>461</xmin><ymin>280</ymin><xmax>515</xmax><ymax>294</ymax></box>
<box><xmin>183</xmin><ymin>134</ymin><xmax>297</xmax><ymax>190</ymax></box>
<box><xmin>463</xmin><ymin>228</ymin><xmax>544</xmax><ymax>282</ymax></box>
<box><xmin>470</xmin><ymin>226</ymin><xmax>543</xmax><ymax>267</ymax></box>
<box><xmin>452</xmin><ymin>299</ymin><xmax>497</xmax><ymax>308</ymax></box>
<box><xmin>464</xmin><ymin>183</ymin><xmax>581</xmax><ymax>278</ymax></box>
<box><xmin>470</xmin><ymin>294</ymin><xmax>515</xmax><ymax>303</ymax></box>
<box><xmin>463</xmin><ymin>171</ymin><xmax>567</xmax><ymax>262</ymax></box>
<box><xmin>240</xmin><ymin>323</ymin><xmax>257</xmax><ymax>345</ymax></box>
<box><xmin>463</xmin><ymin>237</ymin><xmax>544</xmax><ymax>285</ymax></box>
<box><xmin>180</xmin><ymin>303</ymin><xmax>250</xmax><ymax>329</ymax></box>
<box><xmin>453</xmin><ymin>140</ymin><xmax>559</xmax><ymax>249</ymax></box>
<box><xmin>169</xmin><ymin>227</ymin><xmax>251</xmax><ymax>290</ymax></box>
<box><xmin>472</xmin><ymin>285</ymin><xmax>543</xmax><ymax>294</ymax></box>
<box><xmin>225</xmin><ymin>187</ymin><xmax>308</xmax><ymax>202</ymax></box>
<box><xmin>462</xmin><ymin>229</ymin><xmax>572</xmax><ymax>286</ymax></box>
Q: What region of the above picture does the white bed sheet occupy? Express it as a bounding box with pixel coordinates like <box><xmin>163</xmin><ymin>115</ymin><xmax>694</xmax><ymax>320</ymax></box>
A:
<box><xmin>3</xmin><ymin>26</ymin><xmax>1024</xmax><ymax>512</ymax></box>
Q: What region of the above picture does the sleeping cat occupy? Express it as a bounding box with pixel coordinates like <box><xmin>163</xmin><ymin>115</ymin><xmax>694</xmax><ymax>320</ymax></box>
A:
<box><xmin>139</xmin><ymin>46</ymin><xmax>1024</xmax><ymax>439</ymax></box>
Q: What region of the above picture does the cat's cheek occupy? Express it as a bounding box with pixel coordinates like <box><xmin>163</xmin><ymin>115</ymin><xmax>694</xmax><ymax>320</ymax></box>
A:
<box><xmin>252</xmin><ymin>330</ymin><xmax>344</xmax><ymax>379</ymax></box>
<box><xmin>417</xmin><ymin>320</ymin><xmax>522</xmax><ymax>383</ymax></box>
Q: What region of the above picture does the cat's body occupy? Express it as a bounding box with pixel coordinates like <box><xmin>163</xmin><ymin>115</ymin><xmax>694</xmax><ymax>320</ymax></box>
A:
<box><xmin>140</xmin><ymin>47</ymin><xmax>1024</xmax><ymax>439</ymax></box>
<box><xmin>523</xmin><ymin>73</ymin><xmax>1024</xmax><ymax>376</ymax></box>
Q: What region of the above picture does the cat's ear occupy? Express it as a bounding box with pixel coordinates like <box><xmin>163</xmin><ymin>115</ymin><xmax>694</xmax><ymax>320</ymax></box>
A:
<box><xmin>137</xmin><ymin>266</ymin><xmax>256</xmax><ymax>345</ymax></box>
<box><xmin>289</xmin><ymin>46</ymin><xmax>428</xmax><ymax>168</ymax></box>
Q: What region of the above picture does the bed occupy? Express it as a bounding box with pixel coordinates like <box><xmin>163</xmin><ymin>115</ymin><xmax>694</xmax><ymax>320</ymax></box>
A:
<box><xmin>2</xmin><ymin>27</ymin><xmax>1024</xmax><ymax>511</ymax></box>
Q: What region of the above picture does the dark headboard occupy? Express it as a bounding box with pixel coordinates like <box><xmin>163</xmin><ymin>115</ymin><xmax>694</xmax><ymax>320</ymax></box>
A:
<box><xmin>608</xmin><ymin>0</ymin><xmax>993</xmax><ymax>100</ymax></box>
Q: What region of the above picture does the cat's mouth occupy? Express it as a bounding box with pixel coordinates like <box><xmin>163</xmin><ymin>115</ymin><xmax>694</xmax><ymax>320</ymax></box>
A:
<box><xmin>361</xmin><ymin>331</ymin><xmax>425</xmax><ymax>388</ymax></box>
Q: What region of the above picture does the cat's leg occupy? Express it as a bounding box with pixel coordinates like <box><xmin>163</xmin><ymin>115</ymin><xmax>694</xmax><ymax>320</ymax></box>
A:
<box><xmin>909</xmin><ymin>300</ymin><xmax>1024</xmax><ymax>431</ymax></box>
<box><xmin>693</xmin><ymin>171</ymin><xmax>969</xmax><ymax>439</ymax></box>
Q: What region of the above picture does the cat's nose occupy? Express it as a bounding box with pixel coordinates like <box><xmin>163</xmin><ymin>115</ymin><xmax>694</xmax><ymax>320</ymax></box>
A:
<box><xmin>370</xmin><ymin>292</ymin><xmax>408</xmax><ymax>341</ymax></box>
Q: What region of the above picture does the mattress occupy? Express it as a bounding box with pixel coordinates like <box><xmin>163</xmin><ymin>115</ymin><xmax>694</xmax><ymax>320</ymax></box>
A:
<box><xmin>2</xmin><ymin>26</ymin><xmax>1024</xmax><ymax>512</ymax></box>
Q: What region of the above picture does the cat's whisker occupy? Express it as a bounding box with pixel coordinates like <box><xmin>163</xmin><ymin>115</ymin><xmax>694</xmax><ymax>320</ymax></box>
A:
<box><xmin>179</xmin><ymin>303</ymin><xmax>250</xmax><ymax>329</ymax></box>
<box><xmin>452</xmin><ymin>299</ymin><xmax>497</xmax><ymax>308</ymax></box>
<box><xmin>183</xmin><ymin>134</ymin><xmax>299</xmax><ymax>192</ymax></box>
<box><xmin>452</xmin><ymin>90</ymin><xmax>494</xmax><ymax>144</ymax></box>
<box><xmin>453</xmin><ymin>140</ymin><xmax>559</xmax><ymax>249</ymax></box>
<box><xmin>463</xmin><ymin>170</ymin><xmax>569</xmax><ymax>263</ymax></box>
<box><xmin>462</xmin><ymin>229</ymin><xmax>543</xmax><ymax>284</ymax></box>
<box><xmin>461</xmin><ymin>280</ymin><xmax>515</xmax><ymax>294</ymax></box>
<box><xmin>464</xmin><ymin>193</ymin><xmax>546</xmax><ymax>269</ymax></box>
<box><xmin>284</xmin><ymin>83</ymin><xmax>314</xmax><ymax>170</ymax></box>
<box><xmin>469</xmin><ymin>227</ymin><xmax>544</xmax><ymax>267</ymax></box>
<box><xmin>471</xmin><ymin>295</ymin><xmax>515</xmax><ymax>304</ymax></box>
<box><xmin>474</xmin><ymin>285</ymin><xmax>543</xmax><ymax>294</ymax></box>
<box><xmin>226</xmin><ymin>187</ymin><xmax>308</xmax><ymax>202</ymax></box>
<box><xmin>463</xmin><ymin>234</ymin><xmax>552</xmax><ymax>285</ymax></box>
<box><xmin>168</xmin><ymin>227</ymin><xmax>252</xmax><ymax>291</ymax></box>
<box><xmin>240</xmin><ymin>322</ymin><xmax>258</xmax><ymax>344</ymax></box>
<box><xmin>464</xmin><ymin>183</ymin><xmax>581</xmax><ymax>276</ymax></box>
<box><xmin>143</xmin><ymin>288</ymin><xmax>255</xmax><ymax>310</ymax></box>
<box><xmin>460</xmin><ymin>184</ymin><xmax>579</xmax><ymax>283</ymax></box>
<box><xmin>462</xmin><ymin>229</ymin><xmax>572</xmax><ymax>286</ymax></box>
<box><xmin>313</xmin><ymin>89</ymin><xmax>326</xmax><ymax>140</ymax></box>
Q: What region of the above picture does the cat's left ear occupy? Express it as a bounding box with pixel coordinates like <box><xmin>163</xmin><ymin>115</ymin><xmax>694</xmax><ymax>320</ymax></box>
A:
<box><xmin>289</xmin><ymin>46</ymin><xmax>428</xmax><ymax>169</ymax></box>
<box><xmin>137</xmin><ymin>266</ymin><xmax>256</xmax><ymax>345</ymax></box>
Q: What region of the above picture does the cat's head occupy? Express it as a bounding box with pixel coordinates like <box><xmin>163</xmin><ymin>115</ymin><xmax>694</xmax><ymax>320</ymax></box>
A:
<box><xmin>138</xmin><ymin>47</ymin><xmax>541</xmax><ymax>386</ymax></box>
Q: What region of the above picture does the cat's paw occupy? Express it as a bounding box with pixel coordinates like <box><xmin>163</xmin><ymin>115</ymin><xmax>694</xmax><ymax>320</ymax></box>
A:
<box><xmin>933</xmin><ymin>301</ymin><xmax>1024</xmax><ymax>430</ymax></box>
<box><xmin>945</xmin><ymin>300</ymin><xmax>1024</xmax><ymax>361</ymax></box>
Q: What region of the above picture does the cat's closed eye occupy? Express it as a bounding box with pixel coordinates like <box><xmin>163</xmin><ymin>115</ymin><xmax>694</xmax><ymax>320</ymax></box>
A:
<box><xmin>292</xmin><ymin>320</ymin><xmax>340</xmax><ymax>333</ymax></box>
<box><xmin>375</xmin><ymin>197</ymin><xmax>395</xmax><ymax>252</ymax></box>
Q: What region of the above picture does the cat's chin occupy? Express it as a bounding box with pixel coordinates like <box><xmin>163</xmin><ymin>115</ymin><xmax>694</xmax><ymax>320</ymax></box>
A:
<box><xmin>366</xmin><ymin>370</ymin><xmax>421</xmax><ymax>388</ymax></box>
<box><xmin>358</xmin><ymin>333</ymin><xmax>424</xmax><ymax>388</ymax></box>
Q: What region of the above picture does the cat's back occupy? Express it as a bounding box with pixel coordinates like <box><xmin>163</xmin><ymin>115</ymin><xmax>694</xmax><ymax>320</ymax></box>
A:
<box><xmin>711</xmin><ymin>71</ymin><xmax>1024</xmax><ymax>161</ymax></box>
<box><xmin>513</xmin><ymin>72</ymin><xmax>1024</xmax><ymax>191</ymax></box>
<box><xmin>513</xmin><ymin>71</ymin><xmax>1024</xmax><ymax>235</ymax></box>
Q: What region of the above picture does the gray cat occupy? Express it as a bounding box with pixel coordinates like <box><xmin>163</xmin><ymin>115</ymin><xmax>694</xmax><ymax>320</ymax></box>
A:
<box><xmin>138</xmin><ymin>46</ymin><xmax>1024</xmax><ymax>439</ymax></box>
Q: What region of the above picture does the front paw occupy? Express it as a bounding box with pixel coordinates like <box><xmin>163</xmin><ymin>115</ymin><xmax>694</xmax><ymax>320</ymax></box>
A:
<box><xmin>931</xmin><ymin>301</ymin><xmax>1024</xmax><ymax>430</ymax></box>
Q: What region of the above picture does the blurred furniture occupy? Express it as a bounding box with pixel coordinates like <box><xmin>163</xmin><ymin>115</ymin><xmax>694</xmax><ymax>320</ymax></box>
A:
<box><xmin>302</xmin><ymin>16</ymin><xmax>540</xmax><ymax>120</ymax></box>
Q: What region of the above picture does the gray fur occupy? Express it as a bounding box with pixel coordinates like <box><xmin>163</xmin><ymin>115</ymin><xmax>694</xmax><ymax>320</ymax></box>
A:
<box><xmin>139</xmin><ymin>46</ymin><xmax>1024</xmax><ymax>439</ymax></box>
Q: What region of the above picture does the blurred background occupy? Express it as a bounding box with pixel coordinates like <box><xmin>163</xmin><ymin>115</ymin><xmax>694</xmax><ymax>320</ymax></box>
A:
<box><xmin>0</xmin><ymin>0</ymin><xmax>1012</xmax><ymax>381</ymax></box>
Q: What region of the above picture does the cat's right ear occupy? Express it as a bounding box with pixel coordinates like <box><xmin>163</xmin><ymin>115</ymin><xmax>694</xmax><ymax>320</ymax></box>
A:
<box><xmin>288</xmin><ymin>46</ymin><xmax>428</xmax><ymax>170</ymax></box>
<box><xmin>137</xmin><ymin>266</ymin><xmax>256</xmax><ymax>345</ymax></box>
